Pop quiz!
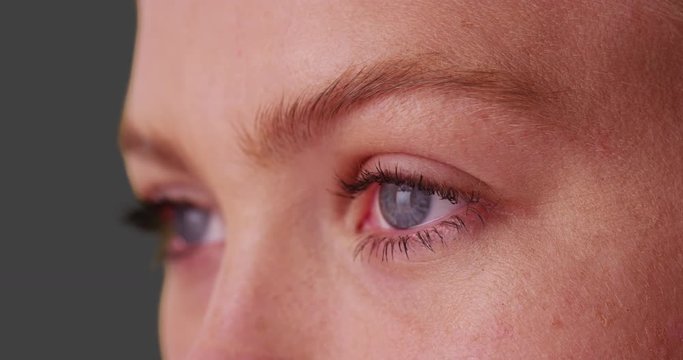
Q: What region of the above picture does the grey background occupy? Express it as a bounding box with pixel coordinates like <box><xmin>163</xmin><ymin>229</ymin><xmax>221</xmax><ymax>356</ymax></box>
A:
<box><xmin>1</xmin><ymin>1</ymin><xmax>162</xmax><ymax>359</ymax></box>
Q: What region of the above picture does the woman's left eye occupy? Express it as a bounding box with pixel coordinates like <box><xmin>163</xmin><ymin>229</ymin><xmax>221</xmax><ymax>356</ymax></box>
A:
<box><xmin>376</xmin><ymin>183</ymin><xmax>463</xmax><ymax>230</ymax></box>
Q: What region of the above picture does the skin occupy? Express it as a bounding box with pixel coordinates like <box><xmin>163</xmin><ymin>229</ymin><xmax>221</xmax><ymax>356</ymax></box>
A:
<box><xmin>122</xmin><ymin>0</ymin><xmax>683</xmax><ymax>358</ymax></box>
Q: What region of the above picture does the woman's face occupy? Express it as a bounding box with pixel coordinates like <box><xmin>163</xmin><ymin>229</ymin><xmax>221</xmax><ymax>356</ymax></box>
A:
<box><xmin>121</xmin><ymin>0</ymin><xmax>683</xmax><ymax>358</ymax></box>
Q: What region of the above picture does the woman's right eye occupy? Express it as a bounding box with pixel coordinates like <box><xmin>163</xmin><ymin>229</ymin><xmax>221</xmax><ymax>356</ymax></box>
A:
<box><xmin>126</xmin><ymin>200</ymin><xmax>225</xmax><ymax>258</ymax></box>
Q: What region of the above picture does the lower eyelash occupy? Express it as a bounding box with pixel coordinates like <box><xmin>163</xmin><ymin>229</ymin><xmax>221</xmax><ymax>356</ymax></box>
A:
<box><xmin>353</xmin><ymin>213</ymin><xmax>473</xmax><ymax>262</ymax></box>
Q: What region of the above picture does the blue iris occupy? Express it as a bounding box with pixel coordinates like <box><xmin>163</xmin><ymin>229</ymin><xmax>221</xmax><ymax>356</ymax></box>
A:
<box><xmin>379</xmin><ymin>183</ymin><xmax>432</xmax><ymax>229</ymax></box>
<box><xmin>173</xmin><ymin>205</ymin><xmax>210</xmax><ymax>243</ymax></box>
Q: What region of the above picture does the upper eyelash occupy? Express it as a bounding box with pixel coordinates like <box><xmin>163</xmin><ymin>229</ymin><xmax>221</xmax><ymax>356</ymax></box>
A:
<box><xmin>124</xmin><ymin>200</ymin><xmax>174</xmax><ymax>264</ymax></box>
<box><xmin>338</xmin><ymin>161</ymin><xmax>481</xmax><ymax>204</ymax></box>
<box><xmin>126</xmin><ymin>199</ymin><xmax>209</xmax><ymax>263</ymax></box>
<box><xmin>124</xmin><ymin>200</ymin><xmax>168</xmax><ymax>233</ymax></box>
<box><xmin>124</xmin><ymin>199</ymin><xmax>199</xmax><ymax>233</ymax></box>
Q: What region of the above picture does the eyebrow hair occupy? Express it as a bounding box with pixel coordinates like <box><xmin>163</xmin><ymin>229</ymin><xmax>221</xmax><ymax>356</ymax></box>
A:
<box><xmin>239</xmin><ymin>53</ymin><xmax>545</xmax><ymax>163</ymax></box>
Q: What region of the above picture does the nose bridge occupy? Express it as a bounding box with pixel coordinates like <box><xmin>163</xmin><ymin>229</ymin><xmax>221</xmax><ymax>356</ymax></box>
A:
<box><xmin>187</xmin><ymin>195</ymin><xmax>331</xmax><ymax>358</ymax></box>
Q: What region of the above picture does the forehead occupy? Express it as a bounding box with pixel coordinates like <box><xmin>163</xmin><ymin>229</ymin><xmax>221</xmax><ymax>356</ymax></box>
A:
<box><xmin>127</xmin><ymin>1</ymin><xmax>555</xmax><ymax>117</ymax></box>
<box><xmin>124</xmin><ymin>0</ymin><xmax>667</xmax><ymax>158</ymax></box>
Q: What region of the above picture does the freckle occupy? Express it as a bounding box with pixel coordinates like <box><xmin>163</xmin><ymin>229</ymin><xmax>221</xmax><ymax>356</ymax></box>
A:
<box><xmin>551</xmin><ymin>316</ymin><xmax>564</xmax><ymax>329</ymax></box>
<box><xmin>460</xmin><ymin>20</ymin><xmax>475</xmax><ymax>29</ymax></box>
<box><xmin>597</xmin><ymin>310</ymin><xmax>611</xmax><ymax>327</ymax></box>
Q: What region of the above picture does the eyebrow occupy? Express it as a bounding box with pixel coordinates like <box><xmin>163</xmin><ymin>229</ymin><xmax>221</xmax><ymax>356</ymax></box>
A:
<box><xmin>121</xmin><ymin>54</ymin><xmax>546</xmax><ymax>168</ymax></box>
<box><xmin>239</xmin><ymin>54</ymin><xmax>545</xmax><ymax>163</ymax></box>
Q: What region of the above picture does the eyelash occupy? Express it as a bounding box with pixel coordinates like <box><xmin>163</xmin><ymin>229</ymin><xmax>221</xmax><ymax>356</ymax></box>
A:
<box><xmin>124</xmin><ymin>199</ymin><xmax>180</xmax><ymax>262</ymax></box>
<box><xmin>338</xmin><ymin>162</ymin><xmax>487</xmax><ymax>262</ymax></box>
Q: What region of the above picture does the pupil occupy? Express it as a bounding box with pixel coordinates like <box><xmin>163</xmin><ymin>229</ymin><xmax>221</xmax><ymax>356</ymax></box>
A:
<box><xmin>174</xmin><ymin>205</ymin><xmax>210</xmax><ymax>243</ymax></box>
<box><xmin>378</xmin><ymin>183</ymin><xmax>432</xmax><ymax>229</ymax></box>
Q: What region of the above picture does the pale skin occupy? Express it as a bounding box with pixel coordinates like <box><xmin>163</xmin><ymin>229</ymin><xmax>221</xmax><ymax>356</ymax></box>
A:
<box><xmin>121</xmin><ymin>0</ymin><xmax>683</xmax><ymax>358</ymax></box>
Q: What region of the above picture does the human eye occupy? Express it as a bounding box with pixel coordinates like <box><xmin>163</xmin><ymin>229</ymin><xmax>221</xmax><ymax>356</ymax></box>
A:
<box><xmin>124</xmin><ymin>197</ymin><xmax>224</xmax><ymax>261</ymax></box>
<box><xmin>338</xmin><ymin>157</ymin><xmax>495</xmax><ymax>262</ymax></box>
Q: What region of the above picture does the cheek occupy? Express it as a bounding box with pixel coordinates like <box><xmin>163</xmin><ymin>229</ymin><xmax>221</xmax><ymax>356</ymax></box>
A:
<box><xmin>159</xmin><ymin>245</ymin><xmax>223</xmax><ymax>359</ymax></box>
<box><xmin>480</xmin><ymin>252</ymin><xmax>683</xmax><ymax>358</ymax></box>
<box><xmin>336</xmin><ymin>263</ymin><xmax>520</xmax><ymax>358</ymax></box>
<box><xmin>341</xmin><ymin>290</ymin><xmax>526</xmax><ymax>359</ymax></box>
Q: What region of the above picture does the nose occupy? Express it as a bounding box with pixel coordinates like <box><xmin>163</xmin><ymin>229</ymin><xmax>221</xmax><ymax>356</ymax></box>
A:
<box><xmin>184</xmin><ymin>211</ymin><xmax>334</xmax><ymax>359</ymax></box>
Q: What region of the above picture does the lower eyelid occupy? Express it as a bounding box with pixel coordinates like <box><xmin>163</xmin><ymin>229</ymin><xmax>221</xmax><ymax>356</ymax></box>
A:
<box><xmin>164</xmin><ymin>236</ymin><xmax>226</xmax><ymax>263</ymax></box>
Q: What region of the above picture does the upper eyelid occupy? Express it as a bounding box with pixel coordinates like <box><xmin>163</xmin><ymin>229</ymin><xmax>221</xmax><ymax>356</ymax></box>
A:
<box><xmin>135</xmin><ymin>182</ymin><xmax>218</xmax><ymax>210</ymax></box>
<box><xmin>337</xmin><ymin>162</ymin><xmax>479</xmax><ymax>204</ymax></box>
<box><xmin>339</xmin><ymin>152</ymin><xmax>492</xmax><ymax>190</ymax></box>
